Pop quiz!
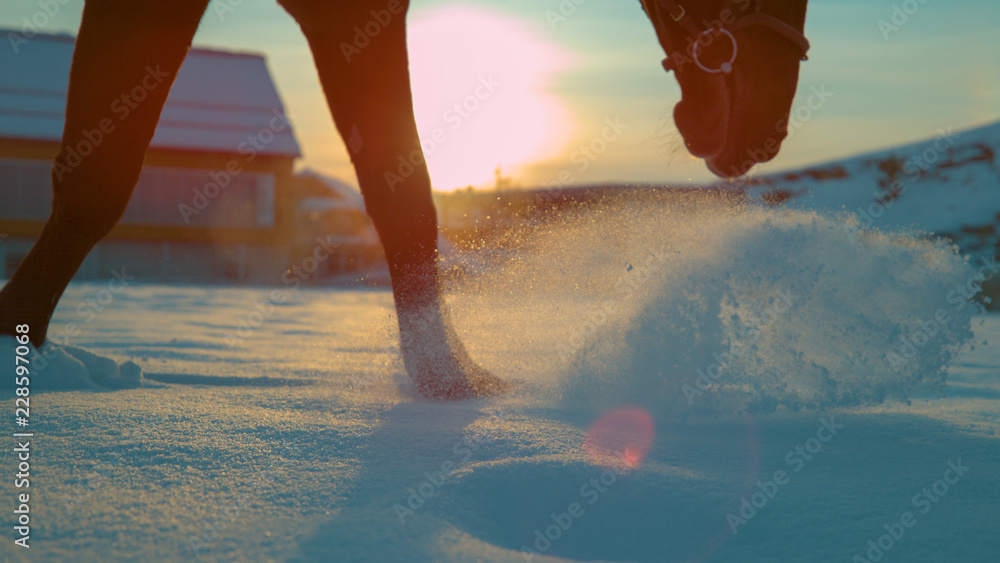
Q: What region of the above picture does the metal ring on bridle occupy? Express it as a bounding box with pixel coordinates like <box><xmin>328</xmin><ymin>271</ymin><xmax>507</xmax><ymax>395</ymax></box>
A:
<box><xmin>692</xmin><ymin>28</ymin><xmax>737</xmax><ymax>74</ymax></box>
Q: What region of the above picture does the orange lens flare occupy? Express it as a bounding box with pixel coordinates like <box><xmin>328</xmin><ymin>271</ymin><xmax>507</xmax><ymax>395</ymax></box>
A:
<box><xmin>583</xmin><ymin>407</ymin><xmax>655</xmax><ymax>470</ymax></box>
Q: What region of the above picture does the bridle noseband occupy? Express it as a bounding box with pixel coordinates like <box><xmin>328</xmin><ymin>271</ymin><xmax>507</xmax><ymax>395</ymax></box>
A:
<box><xmin>642</xmin><ymin>0</ymin><xmax>811</xmax><ymax>75</ymax></box>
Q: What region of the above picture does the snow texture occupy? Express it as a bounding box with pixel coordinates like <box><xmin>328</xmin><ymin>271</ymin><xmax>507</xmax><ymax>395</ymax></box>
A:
<box><xmin>2</xmin><ymin>193</ymin><xmax>999</xmax><ymax>562</ymax></box>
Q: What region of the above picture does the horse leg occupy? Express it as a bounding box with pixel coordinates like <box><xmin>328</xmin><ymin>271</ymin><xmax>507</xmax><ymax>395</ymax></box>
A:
<box><xmin>278</xmin><ymin>0</ymin><xmax>507</xmax><ymax>399</ymax></box>
<box><xmin>0</xmin><ymin>0</ymin><xmax>209</xmax><ymax>347</ymax></box>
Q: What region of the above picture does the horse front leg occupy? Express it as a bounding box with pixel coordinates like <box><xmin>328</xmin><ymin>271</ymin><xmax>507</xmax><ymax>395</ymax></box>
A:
<box><xmin>280</xmin><ymin>0</ymin><xmax>507</xmax><ymax>399</ymax></box>
<box><xmin>0</xmin><ymin>0</ymin><xmax>209</xmax><ymax>346</ymax></box>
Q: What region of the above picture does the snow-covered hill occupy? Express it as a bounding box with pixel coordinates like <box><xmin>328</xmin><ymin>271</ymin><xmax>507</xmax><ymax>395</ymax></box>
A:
<box><xmin>743</xmin><ymin>121</ymin><xmax>1000</xmax><ymax>259</ymax></box>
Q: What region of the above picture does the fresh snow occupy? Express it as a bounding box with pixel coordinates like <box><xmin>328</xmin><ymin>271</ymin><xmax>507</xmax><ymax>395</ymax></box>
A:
<box><xmin>3</xmin><ymin>191</ymin><xmax>1000</xmax><ymax>562</ymax></box>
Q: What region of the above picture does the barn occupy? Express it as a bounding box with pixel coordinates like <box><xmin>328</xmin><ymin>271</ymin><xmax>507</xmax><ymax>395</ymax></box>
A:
<box><xmin>0</xmin><ymin>28</ymin><xmax>381</xmax><ymax>284</ymax></box>
<box><xmin>290</xmin><ymin>169</ymin><xmax>386</xmax><ymax>284</ymax></box>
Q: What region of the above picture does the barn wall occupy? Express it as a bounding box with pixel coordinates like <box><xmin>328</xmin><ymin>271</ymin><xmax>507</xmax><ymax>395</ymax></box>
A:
<box><xmin>0</xmin><ymin>146</ymin><xmax>296</xmax><ymax>243</ymax></box>
<box><xmin>0</xmin><ymin>236</ymin><xmax>297</xmax><ymax>284</ymax></box>
<box><xmin>0</xmin><ymin>144</ymin><xmax>312</xmax><ymax>284</ymax></box>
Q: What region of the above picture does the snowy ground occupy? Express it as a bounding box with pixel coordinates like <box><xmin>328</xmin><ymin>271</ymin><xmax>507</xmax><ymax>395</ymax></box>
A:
<box><xmin>2</xmin><ymin>201</ymin><xmax>1000</xmax><ymax>563</ymax></box>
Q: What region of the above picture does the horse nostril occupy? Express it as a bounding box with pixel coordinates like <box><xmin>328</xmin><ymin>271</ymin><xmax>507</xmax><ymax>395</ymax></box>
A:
<box><xmin>671</xmin><ymin>70</ymin><xmax>730</xmax><ymax>159</ymax></box>
<box><xmin>707</xmin><ymin>155</ymin><xmax>754</xmax><ymax>179</ymax></box>
<box><xmin>706</xmin><ymin>159</ymin><xmax>733</xmax><ymax>178</ymax></box>
<box><xmin>674</xmin><ymin>100</ymin><xmax>727</xmax><ymax>158</ymax></box>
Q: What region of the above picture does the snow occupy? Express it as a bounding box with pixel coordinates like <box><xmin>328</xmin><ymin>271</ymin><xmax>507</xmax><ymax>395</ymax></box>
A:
<box><xmin>2</xmin><ymin>194</ymin><xmax>999</xmax><ymax>562</ymax></box>
<box><xmin>0</xmin><ymin>30</ymin><xmax>300</xmax><ymax>157</ymax></box>
<box><xmin>0</xmin><ymin>341</ymin><xmax>146</xmax><ymax>391</ymax></box>
<box><xmin>745</xmin><ymin>121</ymin><xmax>1000</xmax><ymax>242</ymax></box>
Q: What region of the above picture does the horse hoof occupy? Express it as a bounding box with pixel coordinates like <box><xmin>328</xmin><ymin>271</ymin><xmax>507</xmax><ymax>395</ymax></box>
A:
<box><xmin>415</xmin><ymin>369</ymin><xmax>510</xmax><ymax>401</ymax></box>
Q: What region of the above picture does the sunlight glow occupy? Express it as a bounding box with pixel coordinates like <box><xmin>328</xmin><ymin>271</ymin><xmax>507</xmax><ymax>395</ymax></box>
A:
<box><xmin>406</xmin><ymin>6</ymin><xmax>576</xmax><ymax>192</ymax></box>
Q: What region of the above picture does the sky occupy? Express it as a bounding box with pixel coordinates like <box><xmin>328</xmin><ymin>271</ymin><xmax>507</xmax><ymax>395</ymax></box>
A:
<box><xmin>1</xmin><ymin>0</ymin><xmax>997</xmax><ymax>192</ymax></box>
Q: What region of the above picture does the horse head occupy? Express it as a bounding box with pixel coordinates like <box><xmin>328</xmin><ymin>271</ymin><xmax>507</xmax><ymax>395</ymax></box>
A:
<box><xmin>642</xmin><ymin>0</ymin><xmax>810</xmax><ymax>177</ymax></box>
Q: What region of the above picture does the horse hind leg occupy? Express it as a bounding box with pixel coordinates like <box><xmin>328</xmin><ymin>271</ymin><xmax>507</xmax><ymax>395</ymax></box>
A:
<box><xmin>0</xmin><ymin>0</ymin><xmax>209</xmax><ymax>346</ymax></box>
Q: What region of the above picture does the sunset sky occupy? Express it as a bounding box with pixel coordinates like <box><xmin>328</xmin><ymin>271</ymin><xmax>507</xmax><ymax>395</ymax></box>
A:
<box><xmin>2</xmin><ymin>0</ymin><xmax>997</xmax><ymax>191</ymax></box>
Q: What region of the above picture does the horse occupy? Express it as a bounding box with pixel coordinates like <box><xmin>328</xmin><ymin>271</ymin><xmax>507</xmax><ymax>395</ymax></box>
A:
<box><xmin>0</xmin><ymin>0</ymin><xmax>810</xmax><ymax>399</ymax></box>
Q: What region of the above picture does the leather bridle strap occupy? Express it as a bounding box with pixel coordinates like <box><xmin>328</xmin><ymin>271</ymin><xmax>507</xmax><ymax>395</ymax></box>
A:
<box><xmin>641</xmin><ymin>0</ymin><xmax>811</xmax><ymax>74</ymax></box>
<box><xmin>729</xmin><ymin>12</ymin><xmax>811</xmax><ymax>54</ymax></box>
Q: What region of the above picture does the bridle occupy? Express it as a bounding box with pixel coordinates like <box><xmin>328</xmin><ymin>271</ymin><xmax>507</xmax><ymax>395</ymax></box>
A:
<box><xmin>641</xmin><ymin>0</ymin><xmax>810</xmax><ymax>75</ymax></box>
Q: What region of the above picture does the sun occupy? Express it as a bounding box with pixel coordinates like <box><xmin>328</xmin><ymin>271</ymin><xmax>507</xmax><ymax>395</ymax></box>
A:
<box><xmin>405</xmin><ymin>6</ymin><xmax>576</xmax><ymax>192</ymax></box>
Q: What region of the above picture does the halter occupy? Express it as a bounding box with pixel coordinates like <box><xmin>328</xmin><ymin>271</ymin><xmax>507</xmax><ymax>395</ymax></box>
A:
<box><xmin>641</xmin><ymin>0</ymin><xmax>810</xmax><ymax>75</ymax></box>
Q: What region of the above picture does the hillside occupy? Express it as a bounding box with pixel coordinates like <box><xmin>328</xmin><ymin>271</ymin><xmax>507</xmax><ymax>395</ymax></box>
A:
<box><xmin>743</xmin><ymin>121</ymin><xmax>1000</xmax><ymax>260</ymax></box>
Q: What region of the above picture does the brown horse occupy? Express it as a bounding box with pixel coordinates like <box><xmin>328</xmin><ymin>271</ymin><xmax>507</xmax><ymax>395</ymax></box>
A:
<box><xmin>0</xmin><ymin>0</ymin><xmax>809</xmax><ymax>399</ymax></box>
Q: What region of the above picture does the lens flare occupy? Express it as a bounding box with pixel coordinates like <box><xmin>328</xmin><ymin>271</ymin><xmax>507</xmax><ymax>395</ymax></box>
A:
<box><xmin>583</xmin><ymin>407</ymin><xmax>655</xmax><ymax>470</ymax></box>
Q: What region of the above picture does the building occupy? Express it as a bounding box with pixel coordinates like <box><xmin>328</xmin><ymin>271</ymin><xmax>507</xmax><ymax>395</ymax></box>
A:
<box><xmin>290</xmin><ymin>169</ymin><xmax>387</xmax><ymax>284</ymax></box>
<box><xmin>0</xmin><ymin>28</ymin><xmax>379</xmax><ymax>284</ymax></box>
